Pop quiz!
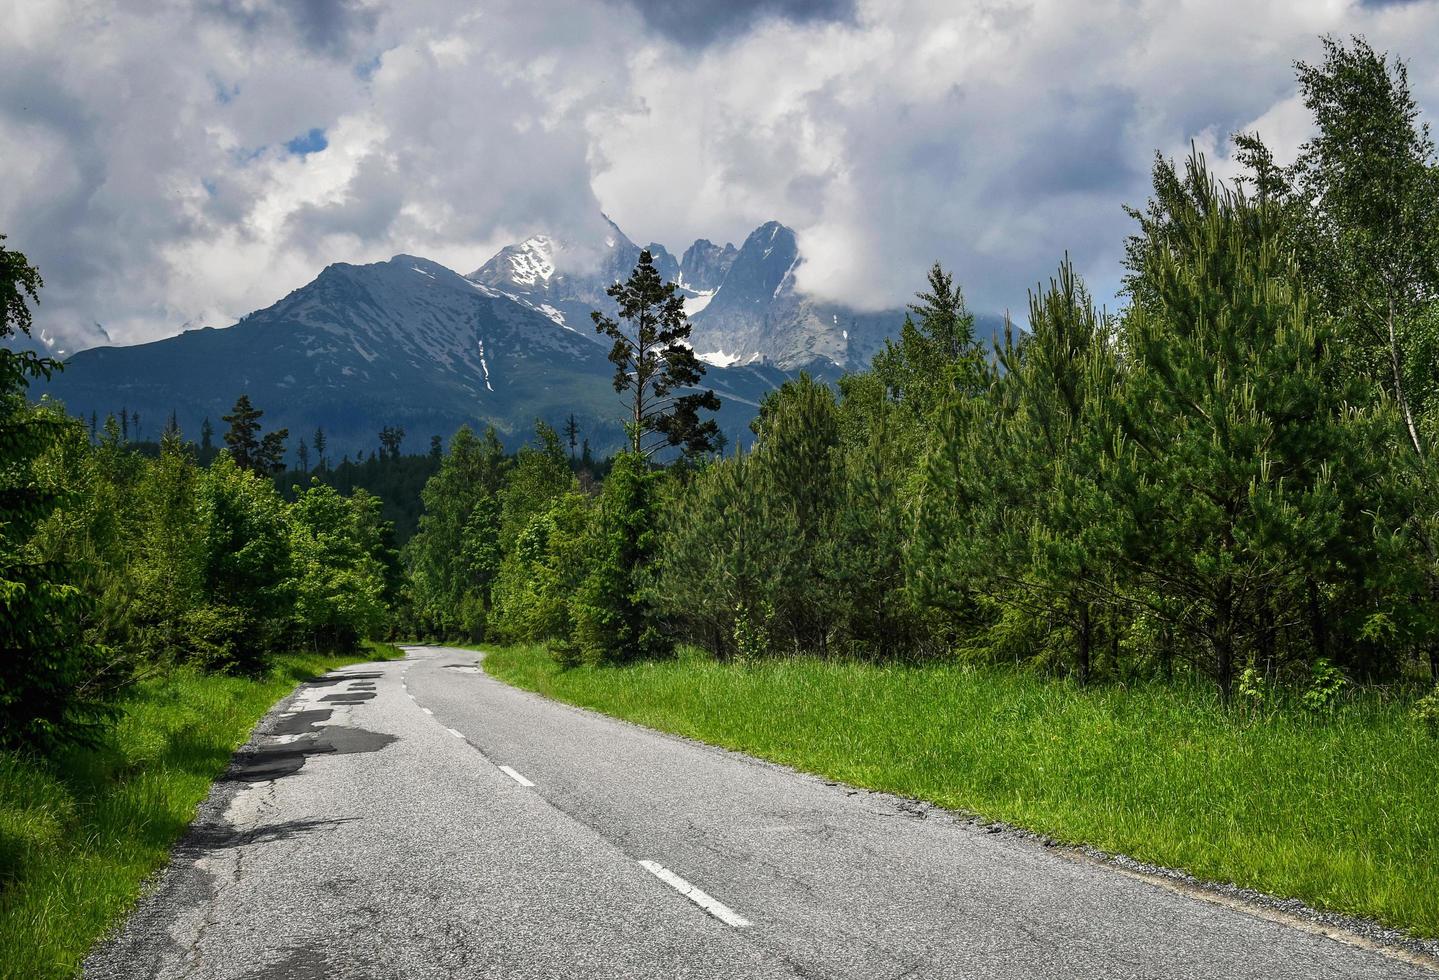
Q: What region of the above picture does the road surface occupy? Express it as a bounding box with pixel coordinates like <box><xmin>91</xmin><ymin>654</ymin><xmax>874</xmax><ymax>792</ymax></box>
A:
<box><xmin>85</xmin><ymin>645</ymin><xmax>1432</xmax><ymax>979</ymax></box>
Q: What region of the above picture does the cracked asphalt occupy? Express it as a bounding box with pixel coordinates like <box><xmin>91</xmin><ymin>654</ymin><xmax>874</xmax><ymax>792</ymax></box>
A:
<box><xmin>84</xmin><ymin>645</ymin><xmax>1433</xmax><ymax>979</ymax></box>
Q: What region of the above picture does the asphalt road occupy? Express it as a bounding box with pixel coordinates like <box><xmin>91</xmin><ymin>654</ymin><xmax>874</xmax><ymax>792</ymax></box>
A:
<box><xmin>85</xmin><ymin>645</ymin><xmax>1432</xmax><ymax>979</ymax></box>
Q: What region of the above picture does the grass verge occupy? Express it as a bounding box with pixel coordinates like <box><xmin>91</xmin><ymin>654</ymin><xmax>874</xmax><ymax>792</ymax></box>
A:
<box><xmin>483</xmin><ymin>642</ymin><xmax>1439</xmax><ymax>938</ymax></box>
<box><xmin>0</xmin><ymin>640</ymin><xmax>403</xmax><ymax>980</ymax></box>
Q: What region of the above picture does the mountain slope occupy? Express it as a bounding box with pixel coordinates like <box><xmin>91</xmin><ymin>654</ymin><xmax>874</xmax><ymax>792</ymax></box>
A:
<box><xmin>37</xmin><ymin>255</ymin><xmax>784</xmax><ymax>457</ymax></box>
<box><xmin>685</xmin><ymin>221</ymin><xmax>905</xmax><ymax>370</ymax></box>
<box><xmin>468</xmin><ymin>217</ymin><xmax>906</xmax><ymax>372</ymax></box>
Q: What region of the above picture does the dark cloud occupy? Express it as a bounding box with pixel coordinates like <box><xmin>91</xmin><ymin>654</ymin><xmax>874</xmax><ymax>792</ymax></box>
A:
<box><xmin>621</xmin><ymin>0</ymin><xmax>855</xmax><ymax>47</ymax></box>
<box><xmin>203</xmin><ymin>0</ymin><xmax>377</xmax><ymax>57</ymax></box>
<box><xmin>281</xmin><ymin>0</ymin><xmax>379</xmax><ymax>57</ymax></box>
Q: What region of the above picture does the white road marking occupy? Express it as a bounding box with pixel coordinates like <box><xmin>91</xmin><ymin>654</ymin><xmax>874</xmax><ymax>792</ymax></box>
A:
<box><xmin>638</xmin><ymin>860</ymin><xmax>751</xmax><ymax>928</ymax></box>
<box><xmin>422</xmin><ymin>707</ymin><xmax>434</xmax><ymax>715</ymax></box>
<box><xmin>447</xmin><ymin>728</ymin><xmax>465</xmax><ymax>739</ymax></box>
<box><xmin>497</xmin><ymin>765</ymin><xmax>535</xmax><ymax>787</ymax></box>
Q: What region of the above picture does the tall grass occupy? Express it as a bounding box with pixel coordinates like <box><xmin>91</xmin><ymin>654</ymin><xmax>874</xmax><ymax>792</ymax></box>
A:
<box><xmin>485</xmin><ymin>644</ymin><xmax>1439</xmax><ymax>937</ymax></box>
<box><xmin>0</xmin><ymin>641</ymin><xmax>403</xmax><ymax>980</ymax></box>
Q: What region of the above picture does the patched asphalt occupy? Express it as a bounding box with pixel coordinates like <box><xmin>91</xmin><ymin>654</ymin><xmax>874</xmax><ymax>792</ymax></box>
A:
<box><xmin>83</xmin><ymin>645</ymin><xmax>1436</xmax><ymax>979</ymax></box>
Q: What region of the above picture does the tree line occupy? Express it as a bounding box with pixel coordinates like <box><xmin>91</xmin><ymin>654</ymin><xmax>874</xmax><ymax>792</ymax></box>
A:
<box><xmin>0</xmin><ymin>298</ymin><xmax>401</xmax><ymax>748</ymax></box>
<box><xmin>405</xmin><ymin>38</ymin><xmax>1439</xmax><ymax>706</ymax></box>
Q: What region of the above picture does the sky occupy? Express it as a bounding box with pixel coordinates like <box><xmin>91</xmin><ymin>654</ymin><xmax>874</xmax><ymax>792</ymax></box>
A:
<box><xmin>2</xmin><ymin>0</ymin><xmax>1438</xmax><ymax>348</ymax></box>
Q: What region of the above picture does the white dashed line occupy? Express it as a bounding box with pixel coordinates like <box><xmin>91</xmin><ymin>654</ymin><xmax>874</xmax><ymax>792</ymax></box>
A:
<box><xmin>638</xmin><ymin>861</ymin><xmax>751</xmax><ymax>928</ymax></box>
<box><xmin>497</xmin><ymin>765</ymin><xmax>535</xmax><ymax>787</ymax></box>
<box><xmin>446</xmin><ymin>728</ymin><xmax>465</xmax><ymax>739</ymax></box>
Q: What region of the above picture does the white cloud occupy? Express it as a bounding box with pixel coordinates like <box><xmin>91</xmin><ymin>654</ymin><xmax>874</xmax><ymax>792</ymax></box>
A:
<box><xmin>2</xmin><ymin>0</ymin><xmax>1438</xmax><ymax>345</ymax></box>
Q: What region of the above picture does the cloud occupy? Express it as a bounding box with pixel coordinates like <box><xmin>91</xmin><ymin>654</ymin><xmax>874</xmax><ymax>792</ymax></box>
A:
<box><xmin>618</xmin><ymin>0</ymin><xmax>855</xmax><ymax>47</ymax></box>
<box><xmin>202</xmin><ymin>0</ymin><xmax>380</xmax><ymax>57</ymax></box>
<box><xmin>2</xmin><ymin>0</ymin><xmax>1438</xmax><ymax>346</ymax></box>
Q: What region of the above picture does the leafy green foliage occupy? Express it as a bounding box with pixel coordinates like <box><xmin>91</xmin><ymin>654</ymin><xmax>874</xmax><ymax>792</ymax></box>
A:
<box><xmin>289</xmin><ymin>482</ymin><xmax>390</xmax><ymax>652</ymax></box>
<box><xmin>401</xmin><ymin>34</ymin><xmax>1439</xmax><ymax>721</ymax></box>
<box><xmin>0</xmin><ymin>237</ymin><xmax>108</xmax><ymax>749</ymax></box>
<box><xmin>404</xmin><ymin>425</ymin><xmax>508</xmax><ymax>640</ymax></box>
<box><xmin>570</xmin><ymin>451</ymin><xmax>669</xmax><ymax>664</ymax></box>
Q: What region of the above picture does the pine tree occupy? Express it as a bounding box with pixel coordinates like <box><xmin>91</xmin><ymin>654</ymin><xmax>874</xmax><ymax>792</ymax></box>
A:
<box><xmin>258</xmin><ymin>429</ymin><xmax>288</xmax><ymax>475</ymax></box>
<box><xmin>564</xmin><ymin>413</ymin><xmax>580</xmax><ymax>462</ymax></box>
<box><xmin>748</xmin><ymin>375</ymin><xmax>843</xmax><ymax>654</ymax></box>
<box><xmin>592</xmin><ymin>250</ymin><xmax>721</xmax><ymax>456</ymax></box>
<box><xmin>1115</xmin><ymin>151</ymin><xmax>1386</xmax><ymax>698</ymax></box>
<box><xmin>222</xmin><ymin>395</ymin><xmax>264</xmax><ymax>471</ymax></box>
<box><xmin>379</xmin><ymin>425</ymin><xmax>405</xmax><ymax>461</ymax></box>
<box><xmin>918</xmin><ymin>258</ymin><xmax>1120</xmax><ymax>681</ymax></box>
<box><xmin>200</xmin><ymin>417</ymin><xmax>213</xmax><ymax>453</ymax></box>
<box><xmin>429</xmin><ymin>434</ymin><xmax>443</xmax><ymax>460</ymax></box>
<box><xmin>313</xmin><ymin>426</ymin><xmax>327</xmax><ymax>471</ymax></box>
<box><xmin>297</xmin><ymin>438</ymin><xmax>311</xmax><ymax>474</ymax></box>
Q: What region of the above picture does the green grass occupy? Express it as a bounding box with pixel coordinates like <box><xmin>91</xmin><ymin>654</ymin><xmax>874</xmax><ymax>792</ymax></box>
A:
<box><xmin>483</xmin><ymin>643</ymin><xmax>1439</xmax><ymax>938</ymax></box>
<box><xmin>0</xmin><ymin>640</ymin><xmax>403</xmax><ymax>980</ymax></box>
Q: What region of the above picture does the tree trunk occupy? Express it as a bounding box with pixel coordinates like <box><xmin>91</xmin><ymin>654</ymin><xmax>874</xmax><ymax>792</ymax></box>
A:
<box><xmin>1076</xmin><ymin>601</ymin><xmax>1092</xmax><ymax>685</ymax></box>
<box><xmin>1213</xmin><ymin>577</ymin><xmax>1236</xmax><ymax>703</ymax></box>
<box><xmin>1307</xmin><ymin>579</ymin><xmax>1327</xmax><ymax>663</ymax></box>
<box><xmin>1109</xmin><ymin>609</ymin><xmax>1121</xmax><ymax>677</ymax></box>
<box><xmin>1387</xmin><ymin>295</ymin><xmax>1423</xmax><ymax>456</ymax></box>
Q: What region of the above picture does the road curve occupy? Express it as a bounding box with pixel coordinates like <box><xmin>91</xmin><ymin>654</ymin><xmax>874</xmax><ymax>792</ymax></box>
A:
<box><xmin>85</xmin><ymin>645</ymin><xmax>1433</xmax><ymax>979</ymax></box>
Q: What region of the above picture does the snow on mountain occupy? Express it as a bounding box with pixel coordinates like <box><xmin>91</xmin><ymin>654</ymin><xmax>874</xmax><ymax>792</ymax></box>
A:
<box><xmin>469</xmin><ymin>217</ymin><xmax>907</xmax><ymax>371</ymax></box>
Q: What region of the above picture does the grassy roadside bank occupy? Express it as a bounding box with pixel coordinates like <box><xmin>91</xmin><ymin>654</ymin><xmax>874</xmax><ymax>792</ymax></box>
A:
<box><xmin>0</xmin><ymin>641</ymin><xmax>404</xmax><ymax>980</ymax></box>
<box><xmin>483</xmin><ymin>643</ymin><xmax>1439</xmax><ymax>938</ymax></box>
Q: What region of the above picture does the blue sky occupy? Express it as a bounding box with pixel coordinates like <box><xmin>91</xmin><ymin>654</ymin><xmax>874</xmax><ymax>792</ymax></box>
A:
<box><xmin>2</xmin><ymin>0</ymin><xmax>1438</xmax><ymax>348</ymax></box>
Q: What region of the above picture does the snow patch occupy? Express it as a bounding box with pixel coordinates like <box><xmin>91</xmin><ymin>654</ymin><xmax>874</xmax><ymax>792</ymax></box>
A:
<box><xmin>698</xmin><ymin>349</ymin><xmax>742</xmax><ymax>367</ymax></box>
<box><xmin>478</xmin><ymin>339</ymin><xmax>494</xmax><ymax>391</ymax></box>
<box><xmin>508</xmin><ymin>236</ymin><xmax>556</xmax><ymax>286</ymax></box>
<box><xmin>412</xmin><ymin>265</ymin><xmax>435</xmax><ymax>279</ymax></box>
<box><xmin>774</xmin><ymin>256</ymin><xmax>799</xmax><ymax>298</ymax></box>
<box><xmin>685</xmin><ymin>288</ymin><xmax>717</xmax><ymax>316</ymax></box>
<box><xmin>536</xmin><ymin>303</ymin><xmax>570</xmax><ymax>329</ymax></box>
